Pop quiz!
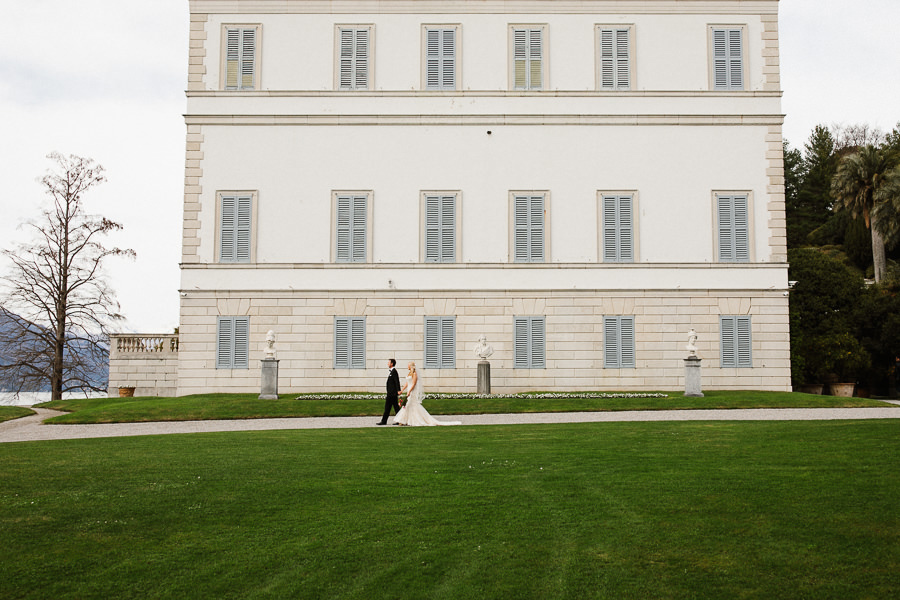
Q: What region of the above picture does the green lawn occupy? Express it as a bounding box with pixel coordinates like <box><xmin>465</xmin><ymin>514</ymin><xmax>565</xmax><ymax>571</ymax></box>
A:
<box><xmin>1</xmin><ymin>421</ymin><xmax>897</xmax><ymax>599</ymax></box>
<box><xmin>37</xmin><ymin>390</ymin><xmax>893</xmax><ymax>424</ymax></box>
<box><xmin>0</xmin><ymin>406</ymin><xmax>34</xmax><ymax>423</ymax></box>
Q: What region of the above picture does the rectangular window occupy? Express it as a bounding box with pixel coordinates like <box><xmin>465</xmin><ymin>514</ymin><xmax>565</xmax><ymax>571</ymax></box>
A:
<box><xmin>513</xmin><ymin>194</ymin><xmax>545</xmax><ymax>263</ymax></box>
<box><xmin>216</xmin><ymin>316</ymin><xmax>249</xmax><ymax>369</ymax></box>
<box><xmin>712</xmin><ymin>27</ymin><xmax>744</xmax><ymax>90</ymax></box>
<box><xmin>334</xmin><ymin>317</ymin><xmax>366</xmax><ymax>369</ymax></box>
<box><xmin>512</xmin><ymin>27</ymin><xmax>544</xmax><ymax>90</ymax></box>
<box><xmin>602</xmin><ymin>194</ymin><xmax>634</xmax><ymax>263</ymax></box>
<box><xmin>717</xmin><ymin>194</ymin><xmax>750</xmax><ymax>262</ymax></box>
<box><xmin>425</xmin><ymin>28</ymin><xmax>456</xmax><ymax>90</ymax></box>
<box><xmin>224</xmin><ymin>26</ymin><xmax>258</xmax><ymax>90</ymax></box>
<box><xmin>424</xmin><ymin>316</ymin><xmax>456</xmax><ymax>369</ymax></box>
<box><xmin>424</xmin><ymin>194</ymin><xmax>456</xmax><ymax>263</ymax></box>
<box><xmin>598</xmin><ymin>27</ymin><xmax>630</xmax><ymax>90</ymax></box>
<box><xmin>514</xmin><ymin>316</ymin><xmax>546</xmax><ymax>369</ymax></box>
<box><xmin>335</xmin><ymin>194</ymin><xmax>368</xmax><ymax>263</ymax></box>
<box><xmin>604</xmin><ymin>316</ymin><xmax>635</xmax><ymax>369</ymax></box>
<box><xmin>338</xmin><ymin>27</ymin><xmax>371</xmax><ymax>90</ymax></box>
<box><xmin>721</xmin><ymin>316</ymin><xmax>752</xmax><ymax>368</ymax></box>
<box><xmin>219</xmin><ymin>194</ymin><xmax>252</xmax><ymax>263</ymax></box>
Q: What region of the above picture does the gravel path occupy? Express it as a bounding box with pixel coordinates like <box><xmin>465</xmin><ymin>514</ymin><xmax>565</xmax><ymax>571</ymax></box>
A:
<box><xmin>1</xmin><ymin>404</ymin><xmax>899</xmax><ymax>444</ymax></box>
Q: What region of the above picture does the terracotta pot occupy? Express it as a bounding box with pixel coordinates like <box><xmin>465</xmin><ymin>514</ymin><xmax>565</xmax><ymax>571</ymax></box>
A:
<box><xmin>797</xmin><ymin>384</ymin><xmax>824</xmax><ymax>395</ymax></box>
<box><xmin>828</xmin><ymin>382</ymin><xmax>855</xmax><ymax>397</ymax></box>
<box><xmin>118</xmin><ymin>387</ymin><xmax>136</xmax><ymax>398</ymax></box>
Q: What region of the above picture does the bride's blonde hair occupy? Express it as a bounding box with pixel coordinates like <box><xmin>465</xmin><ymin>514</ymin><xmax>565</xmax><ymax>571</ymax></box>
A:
<box><xmin>408</xmin><ymin>362</ymin><xmax>416</xmax><ymax>373</ymax></box>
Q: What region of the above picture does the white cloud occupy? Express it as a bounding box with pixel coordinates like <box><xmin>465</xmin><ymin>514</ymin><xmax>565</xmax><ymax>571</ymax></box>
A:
<box><xmin>0</xmin><ymin>0</ymin><xmax>187</xmax><ymax>333</ymax></box>
<box><xmin>780</xmin><ymin>0</ymin><xmax>900</xmax><ymax>146</ymax></box>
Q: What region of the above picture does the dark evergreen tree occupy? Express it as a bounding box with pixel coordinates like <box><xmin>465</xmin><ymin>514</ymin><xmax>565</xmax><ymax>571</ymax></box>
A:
<box><xmin>783</xmin><ymin>140</ymin><xmax>806</xmax><ymax>247</ymax></box>
<box><xmin>791</xmin><ymin>126</ymin><xmax>838</xmax><ymax>246</ymax></box>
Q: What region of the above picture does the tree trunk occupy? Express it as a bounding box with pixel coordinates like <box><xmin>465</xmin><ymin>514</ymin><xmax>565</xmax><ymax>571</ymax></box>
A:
<box><xmin>871</xmin><ymin>212</ymin><xmax>887</xmax><ymax>283</ymax></box>
<box><xmin>53</xmin><ymin>300</ymin><xmax>66</xmax><ymax>402</ymax></box>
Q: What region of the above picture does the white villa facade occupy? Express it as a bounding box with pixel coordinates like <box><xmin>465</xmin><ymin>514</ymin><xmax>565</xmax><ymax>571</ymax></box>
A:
<box><xmin>112</xmin><ymin>0</ymin><xmax>791</xmax><ymax>396</ymax></box>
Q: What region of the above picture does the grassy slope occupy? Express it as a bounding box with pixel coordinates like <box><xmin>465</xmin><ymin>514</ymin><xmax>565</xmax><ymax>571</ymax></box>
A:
<box><xmin>0</xmin><ymin>406</ymin><xmax>34</xmax><ymax>422</ymax></box>
<box><xmin>36</xmin><ymin>390</ymin><xmax>893</xmax><ymax>424</ymax></box>
<box><xmin>0</xmin><ymin>421</ymin><xmax>898</xmax><ymax>599</ymax></box>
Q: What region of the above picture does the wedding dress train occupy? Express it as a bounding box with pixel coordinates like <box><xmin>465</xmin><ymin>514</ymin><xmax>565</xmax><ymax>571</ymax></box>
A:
<box><xmin>394</xmin><ymin>375</ymin><xmax>461</xmax><ymax>426</ymax></box>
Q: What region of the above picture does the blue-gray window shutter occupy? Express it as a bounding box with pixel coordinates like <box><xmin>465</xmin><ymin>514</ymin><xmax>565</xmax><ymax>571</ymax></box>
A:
<box><xmin>736</xmin><ymin>317</ymin><xmax>751</xmax><ymax>367</ymax></box>
<box><xmin>514</xmin><ymin>316</ymin><xmax>545</xmax><ymax>368</ymax></box>
<box><xmin>336</xmin><ymin>195</ymin><xmax>367</xmax><ymax>262</ymax></box>
<box><xmin>717</xmin><ymin>194</ymin><xmax>749</xmax><ymax>262</ymax></box>
<box><xmin>514</xmin><ymin>317</ymin><xmax>529</xmax><ymax>368</ymax></box>
<box><xmin>334</xmin><ymin>317</ymin><xmax>366</xmax><ymax>368</ymax></box>
<box><xmin>713</xmin><ymin>28</ymin><xmax>743</xmax><ymax>90</ymax></box>
<box><xmin>514</xmin><ymin>28</ymin><xmax>542</xmax><ymax>90</ymax></box>
<box><xmin>220</xmin><ymin>196</ymin><xmax>235</xmax><ymax>261</ymax></box>
<box><xmin>426</xmin><ymin>28</ymin><xmax>456</xmax><ymax>90</ymax></box>
<box><xmin>216</xmin><ymin>317</ymin><xmax>233</xmax><ymax>369</ymax></box>
<box><xmin>721</xmin><ymin>316</ymin><xmax>752</xmax><ymax>368</ymax></box>
<box><xmin>603</xmin><ymin>317</ymin><xmax>618</xmax><ymax>369</ymax></box>
<box><xmin>220</xmin><ymin>195</ymin><xmax>251</xmax><ymax>262</ymax></box>
<box><xmin>604</xmin><ymin>316</ymin><xmax>635</xmax><ymax>368</ymax></box>
<box><xmin>350</xmin><ymin>317</ymin><xmax>365</xmax><ymax>368</ymax></box>
<box><xmin>339</xmin><ymin>28</ymin><xmax>369</xmax><ymax>90</ymax></box>
<box><xmin>236</xmin><ymin>197</ymin><xmax>251</xmax><ymax>262</ymax></box>
<box><xmin>425</xmin><ymin>317</ymin><xmax>439</xmax><ymax>368</ymax></box>
<box><xmin>217</xmin><ymin>316</ymin><xmax>249</xmax><ymax>369</ymax></box>
<box><xmin>514</xmin><ymin>195</ymin><xmax>545</xmax><ymax>263</ymax></box>
<box><xmin>233</xmin><ymin>317</ymin><xmax>249</xmax><ymax>368</ymax></box>
<box><xmin>600</xmin><ymin>28</ymin><xmax>630</xmax><ymax>90</ymax></box>
<box><xmin>530</xmin><ymin>317</ymin><xmax>545</xmax><ymax>368</ymax></box>
<box><xmin>425</xmin><ymin>194</ymin><xmax>456</xmax><ymax>263</ymax></box>
<box><xmin>334</xmin><ymin>317</ymin><xmax>349</xmax><ymax>367</ymax></box>
<box><xmin>619</xmin><ymin>317</ymin><xmax>635</xmax><ymax>368</ymax></box>
<box><xmin>603</xmin><ymin>195</ymin><xmax>634</xmax><ymax>262</ymax></box>
<box><xmin>424</xmin><ymin>316</ymin><xmax>456</xmax><ymax>369</ymax></box>
<box><xmin>225</xmin><ymin>28</ymin><xmax>255</xmax><ymax>90</ymax></box>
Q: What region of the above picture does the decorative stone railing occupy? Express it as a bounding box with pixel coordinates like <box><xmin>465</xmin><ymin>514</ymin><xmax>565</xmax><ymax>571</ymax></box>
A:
<box><xmin>110</xmin><ymin>334</ymin><xmax>179</xmax><ymax>356</ymax></box>
<box><xmin>108</xmin><ymin>334</ymin><xmax>180</xmax><ymax>397</ymax></box>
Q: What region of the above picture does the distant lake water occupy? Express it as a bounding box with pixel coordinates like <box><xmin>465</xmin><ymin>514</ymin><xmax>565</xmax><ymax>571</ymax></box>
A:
<box><xmin>0</xmin><ymin>392</ymin><xmax>107</xmax><ymax>406</ymax></box>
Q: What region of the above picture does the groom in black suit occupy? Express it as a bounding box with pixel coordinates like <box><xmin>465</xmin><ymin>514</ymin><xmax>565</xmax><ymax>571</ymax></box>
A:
<box><xmin>377</xmin><ymin>358</ymin><xmax>401</xmax><ymax>425</ymax></box>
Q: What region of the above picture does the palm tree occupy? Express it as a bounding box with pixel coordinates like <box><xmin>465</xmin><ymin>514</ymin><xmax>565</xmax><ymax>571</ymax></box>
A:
<box><xmin>831</xmin><ymin>145</ymin><xmax>898</xmax><ymax>282</ymax></box>
<box><xmin>873</xmin><ymin>165</ymin><xmax>900</xmax><ymax>251</ymax></box>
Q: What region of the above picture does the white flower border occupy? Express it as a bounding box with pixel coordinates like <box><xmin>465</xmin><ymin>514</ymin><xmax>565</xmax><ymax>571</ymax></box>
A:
<box><xmin>294</xmin><ymin>392</ymin><xmax>669</xmax><ymax>401</ymax></box>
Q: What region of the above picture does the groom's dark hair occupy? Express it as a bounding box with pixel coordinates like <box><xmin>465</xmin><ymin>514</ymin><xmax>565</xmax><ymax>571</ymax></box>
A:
<box><xmin>389</xmin><ymin>358</ymin><xmax>396</xmax><ymax>367</ymax></box>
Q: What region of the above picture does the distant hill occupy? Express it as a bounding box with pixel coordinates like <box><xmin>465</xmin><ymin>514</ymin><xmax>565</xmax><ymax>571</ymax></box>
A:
<box><xmin>0</xmin><ymin>310</ymin><xmax>108</xmax><ymax>393</ymax></box>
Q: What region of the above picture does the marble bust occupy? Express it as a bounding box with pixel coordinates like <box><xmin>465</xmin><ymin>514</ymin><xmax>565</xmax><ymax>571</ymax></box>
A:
<box><xmin>686</xmin><ymin>328</ymin><xmax>698</xmax><ymax>358</ymax></box>
<box><xmin>264</xmin><ymin>330</ymin><xmax>277</xmax><ymax>359</ymax></box>
<box><xmin>472</xmin><ymin>335</ymin><xmax>494</xmax><ymax>361</ymax></box>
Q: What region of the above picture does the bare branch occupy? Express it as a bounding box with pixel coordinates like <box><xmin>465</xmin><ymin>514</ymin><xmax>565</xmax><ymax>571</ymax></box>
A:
<box><xmin>0</xmin><ymin>153</ymin><xmax>134</xmax><ymax>399</ymax></box>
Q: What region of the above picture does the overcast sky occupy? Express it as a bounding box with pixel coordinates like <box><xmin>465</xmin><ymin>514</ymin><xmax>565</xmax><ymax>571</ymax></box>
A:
<box><xmin>1</xmin><ymin>0</ymin><xmax>897</xmax><ymax>334</ymax></box>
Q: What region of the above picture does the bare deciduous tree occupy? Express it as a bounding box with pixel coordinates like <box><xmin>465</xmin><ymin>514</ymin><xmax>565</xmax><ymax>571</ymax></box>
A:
<box><xmin>832</xmin><ymin>123</ymin><xmax>886</xmax><ymax>153</ymax></box>
<box><xmin>0</xmin><ymin>153</ymin><xmax>134</xmax><ymax>400</ymax></box>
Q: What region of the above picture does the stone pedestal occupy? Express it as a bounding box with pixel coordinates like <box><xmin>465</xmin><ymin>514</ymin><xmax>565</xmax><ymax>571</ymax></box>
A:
<box><xmin>477</xmin><ymin>361</ymin><xmax>491</xmax><ymax>395</ymax></box>
<box><xmin>259</xmin><ymin>358</ymin><xmax>280</xmax><ymax>400</ymax></box>
<box><xmin>684</xmin><ymin>356</ymin><xmax>703</xmax><ymax>397</ymax></box>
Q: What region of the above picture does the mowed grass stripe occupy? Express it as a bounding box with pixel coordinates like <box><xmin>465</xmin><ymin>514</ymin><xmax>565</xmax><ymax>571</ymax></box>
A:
<box><xmin>1</xmin><ymin>421</ymin><xmax>898</xmax><ymax>599</ymax></box>
<box><xmin>39</xmin><ymin>390</ymin><xmax>892</xmax><ymax>424</ymax></box>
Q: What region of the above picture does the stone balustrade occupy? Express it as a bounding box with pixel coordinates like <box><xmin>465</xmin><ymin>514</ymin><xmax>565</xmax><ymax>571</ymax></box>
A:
<box><xmin>111</xmin><ymin>334</ymin><xmax>179</xmax><ymax>356</ymax></box>
<box><xmin>108</xmin><ymin>334</ymin><xmax>179</xmax><ymax>397</ymax></box>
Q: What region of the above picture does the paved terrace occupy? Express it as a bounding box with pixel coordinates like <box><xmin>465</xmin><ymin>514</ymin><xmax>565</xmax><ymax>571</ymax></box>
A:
<box><xmin>1</xmin><ymin>404</ymin><xmax>899</xmax><ymax>444</ymax></box>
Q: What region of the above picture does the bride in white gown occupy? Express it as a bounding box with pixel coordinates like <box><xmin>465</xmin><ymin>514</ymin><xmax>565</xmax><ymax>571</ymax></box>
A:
<box><xmin>394</xmin><ymin>362</ymin><xmax>461</xmax><ymax>426</ymax></box>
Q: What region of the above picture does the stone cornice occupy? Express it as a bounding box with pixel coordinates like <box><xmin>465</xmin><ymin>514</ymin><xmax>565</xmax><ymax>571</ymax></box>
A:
<box><xmin>183</xmin><ymin>113</ymin><xmax>785</xmax><ymax>126</ymax></box>
<box><xmin>190</xmin><ymin>0</ymin><xmax>779</xmax><ymax>16</ymax></box>
<box><xmin>187</xmin><ymin>90</ymin><xmax>783</xmax><ymax>99</ymax></box>
<box><xmin>181</xmin><ymin>262</ymin><xmax>789</xmax><ymax>269</ymax></box>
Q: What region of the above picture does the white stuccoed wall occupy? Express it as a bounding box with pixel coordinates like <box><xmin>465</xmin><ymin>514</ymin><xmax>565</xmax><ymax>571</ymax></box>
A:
<box><xmin>169</xmin><ymin>0</ymin><xmax>789</xmax><ymax>396</ymax></box>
